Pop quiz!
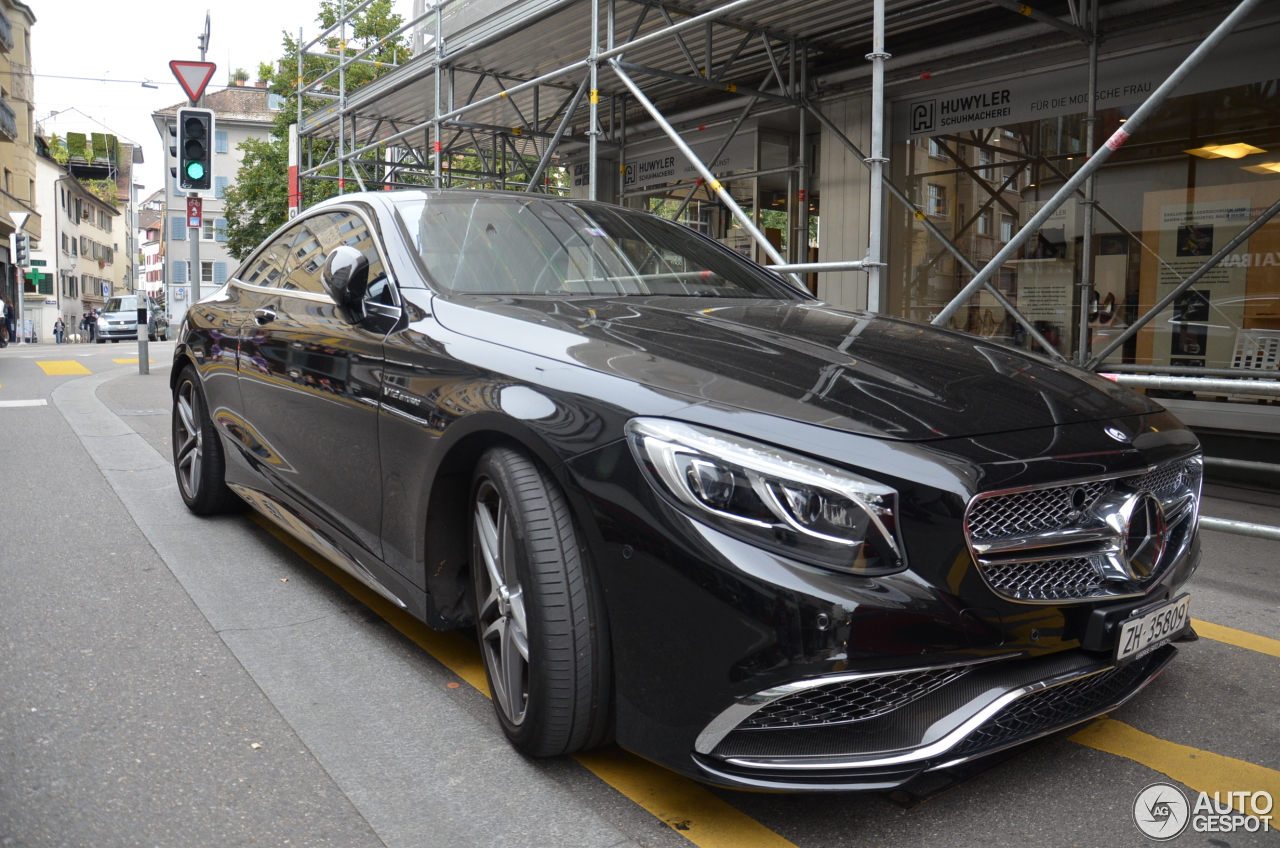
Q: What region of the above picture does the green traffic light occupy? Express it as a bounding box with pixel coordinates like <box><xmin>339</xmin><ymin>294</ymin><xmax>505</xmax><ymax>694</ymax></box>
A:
<box><xmin>185</xmin><ymin>161</ymin><xmax>205</xmax><ymax>181</ymax></box>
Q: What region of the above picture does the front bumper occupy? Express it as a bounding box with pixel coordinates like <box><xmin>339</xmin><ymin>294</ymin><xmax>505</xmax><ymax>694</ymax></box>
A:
<box><xmin>691</xmin><ymin>644</ymin><xmax>1176</xmax><ymax>790</ymax></box>
<box><xmin>99</xmin><ymin>324</ymin><xmax>139</xmax><ymax>339</ymax></box>
<box><xmin>564</xmin><ymin>410</ymin><xmax>1199</xmax><ymax>792</ymax></box>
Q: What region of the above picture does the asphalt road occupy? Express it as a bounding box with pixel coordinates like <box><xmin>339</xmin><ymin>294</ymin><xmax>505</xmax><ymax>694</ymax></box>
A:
<box><xmin>2</xmin><ymin>338</ymin><xmax>1278</xmax><ymax>848</ymax></box>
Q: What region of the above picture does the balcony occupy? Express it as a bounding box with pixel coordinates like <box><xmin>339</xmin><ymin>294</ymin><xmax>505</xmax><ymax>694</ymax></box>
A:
<box><xmin>0</xmin><ymin>8</ymin><xmax>13</xmax><ymax>54</ymax></box>
<box><xmin>0</xmin><ymin>96</ymin><xmax>16</xmax><ymax>141</ymax></box>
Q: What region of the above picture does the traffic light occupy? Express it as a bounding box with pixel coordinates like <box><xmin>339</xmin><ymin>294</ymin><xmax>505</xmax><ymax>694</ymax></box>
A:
<box><xmin>13</xmin><ymin>232</ymin><xmax>29</xmax><ymax>267</ymax></box>
<box><xmin>177</xmin><ymin>107</ymin><xmax>214</xmax><ymax>191</ymax></box>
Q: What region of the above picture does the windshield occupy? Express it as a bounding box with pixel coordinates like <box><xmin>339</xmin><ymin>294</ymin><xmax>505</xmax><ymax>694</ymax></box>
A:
<box><xmin>393</xmin><ymin>195</ymin><xmax>799</xmax><ymax>299</ymax></box>
<box><xmin>103</xmin><ymin>297</ymin><xmax>138</xmax><ymax>314</ymax></box>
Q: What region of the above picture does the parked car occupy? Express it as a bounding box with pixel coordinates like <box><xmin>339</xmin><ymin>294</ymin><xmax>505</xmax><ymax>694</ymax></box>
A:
<box><xmin>97</xmin><ymin>295</ymin><xmax>169</xmax><ymax>343</ymax></box>
<box><xmin>171</xmin><ymin>191</ymin><xmax>1202</xmax><ymax>791</ymax></box>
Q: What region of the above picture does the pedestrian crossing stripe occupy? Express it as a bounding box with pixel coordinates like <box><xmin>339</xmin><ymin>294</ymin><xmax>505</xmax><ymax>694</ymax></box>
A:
<box><xmin>36</xmin><ymin>361</ymin><xmax>92</xmax><ymax>375</ymax></box>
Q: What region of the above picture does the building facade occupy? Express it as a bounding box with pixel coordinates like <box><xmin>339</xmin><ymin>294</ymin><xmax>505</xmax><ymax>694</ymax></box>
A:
<box><xmin>0</xmin><ymin>0</ymin><xmax>39</xmax><ymax>339</ymax></box>
<box><xmin>137</xmin><ymin>189</ymin><xmax>164</xmax><ymax>311</ymax></box>
<box><xmin>152</xmin><ymin>86</ymin><xmax>279</xmax><ymax>324</ymax></box>
<box><xmin>33</xmin><ymin>142</ymin><xmax>120</xmax><ymax>340</ymax></box>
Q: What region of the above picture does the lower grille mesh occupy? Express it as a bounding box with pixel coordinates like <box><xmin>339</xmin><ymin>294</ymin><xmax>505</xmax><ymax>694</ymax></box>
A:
<box><xmin>981</xmin><ymin>557</ymin><xmax>1105</xmax><ymax>601</ymax></box>
<box><xmin>949</xmin><ymin>654</ymin><xmax>1161</xmax><ymax>757</ymax></box>
<box><xmin>741</xmin><ymin>667</ymin><xmax>968</xmax><ymax>730</ymax></box>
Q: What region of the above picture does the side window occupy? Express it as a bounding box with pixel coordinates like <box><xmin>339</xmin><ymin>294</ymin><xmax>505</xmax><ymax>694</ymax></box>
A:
<box><xmin>242</xmin><ymin>225</ymin><xmax>303</xmax><ymax>288</ymax></box>
<box><xmin>279</xmin><ymin>219</ymin><xmax>327</xmax><ymax>293</ymax></box>
<box><xmin>295</xmin><ymin>211</ymin><xmax>394</xmax><ymax>305</ymax></box>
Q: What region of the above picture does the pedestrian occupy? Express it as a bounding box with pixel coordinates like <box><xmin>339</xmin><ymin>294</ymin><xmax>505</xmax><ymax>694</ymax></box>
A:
<box><xmin>54</xmin><ymin>317</ymin><xmax>65</xmax><ymax>344</ymax></box>
<box><xmin>86</xmin><ymin>310</ymin><xmax>97</xmax><ymax>343</ymax></box>
<box><xmin>1</xmin><ymin>297</ymin><xmax>13</xmax><ymax>348</ymax></box>
<box><xmin>0</xmin><ymin>297</ymin><xmax>9</xmax><ymax>347</ymax></box>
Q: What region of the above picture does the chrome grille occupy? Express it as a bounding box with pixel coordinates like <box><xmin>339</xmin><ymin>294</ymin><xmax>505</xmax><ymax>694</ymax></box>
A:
<box><xmin>981</xmin><ymin>557</ymin><xmax>1105</xmax><ymax>601</ymax></box>
<box><xmin>741</xmin><ymin>667</ymin><xmax>969</xmax><ymax>730</ymax></box>
<box><xmin>1133</xmin><ymin>458</ymin><xmax>1196</xmax><ymax>497</ymax></box>
<box><xmin>965</xmin><ymin>456</ymin><xmax>1200</xmax><ymax>603</ymax></box>
<box><xmin>966</xmin><ymin>481</ymin><xmax>1110</xmax><ymax>542</ymax></box>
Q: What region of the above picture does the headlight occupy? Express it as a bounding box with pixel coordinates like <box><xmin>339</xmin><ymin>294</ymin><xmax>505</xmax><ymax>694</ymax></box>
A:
<box><xmin>626</xmin><ymin>418</ymin><xmax>903</xmax><ymax>575</ymax></box>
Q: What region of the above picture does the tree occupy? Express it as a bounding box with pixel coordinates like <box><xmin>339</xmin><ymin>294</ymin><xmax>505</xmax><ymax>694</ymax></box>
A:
<box><xmin>221</xmin><ymin>137</ymin><xmax>289</xmax><ymax>260</ymax></box>
<box><xmin>222</xmin><ymin>0</ymin><xmax>408</xmax><ymax>258</ymax></box>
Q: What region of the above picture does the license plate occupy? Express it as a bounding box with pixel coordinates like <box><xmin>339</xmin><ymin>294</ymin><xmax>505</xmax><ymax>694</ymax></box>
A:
<box><xmin>1116</xmin><ymin>594</ymin><xmax>1191</xmax><ymax>664</ymax></box>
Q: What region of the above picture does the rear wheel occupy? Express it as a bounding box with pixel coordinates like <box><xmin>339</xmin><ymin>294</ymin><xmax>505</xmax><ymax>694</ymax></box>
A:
<box><xmin>471</xmin><ymin>447</ymin><xmax>611</xmax><ymax>757</ymax></box>
<box><xmin>173</xmin><ymin>366</ymin><xmax>239</xmax><ymax>514</ymax></box>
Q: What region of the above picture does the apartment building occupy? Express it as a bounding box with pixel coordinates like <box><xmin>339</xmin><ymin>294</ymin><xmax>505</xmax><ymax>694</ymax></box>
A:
<box><xmin>33</xmin><ymin>139</ymin><xmax>120</xmax><ymax>340</ymax></box>
<box><xmin>0</xmin><ymin>0</ymin><xmax>39</xmax><ymax>337</ymax></box>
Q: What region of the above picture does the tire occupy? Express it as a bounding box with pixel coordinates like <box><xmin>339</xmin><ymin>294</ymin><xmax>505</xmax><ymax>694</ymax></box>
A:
<box><xmin>471</xmin><ymin>446</ymin><xmax>611</xmax><ymax>757</ymax></box>
<box><xmin>148</xmin><ymin>332</ymin><xmax>157</xmax><ymax>342</ymax></box>
<box><xmin>172</xmin><ymin>365</ymin><xmax>239</xmax><ymax>515</ymax></box>
<box><xmin>96</xmin><ymin>337</ymin><xmax>104</xmax><ymax>344</ymax></box>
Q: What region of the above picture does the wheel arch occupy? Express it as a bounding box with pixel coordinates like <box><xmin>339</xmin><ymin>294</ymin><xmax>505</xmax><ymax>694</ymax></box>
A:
<box><xmin>418</xmin><ymin>415</ymin><xmax>596</xmax><ymax>631</ymax></box>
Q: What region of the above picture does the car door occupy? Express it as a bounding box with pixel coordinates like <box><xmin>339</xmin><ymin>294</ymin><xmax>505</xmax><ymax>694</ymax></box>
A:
<box><xmin>236</xmin><ymin>208</ymin><xmax>391</xmax><ymax>558</ymax></box>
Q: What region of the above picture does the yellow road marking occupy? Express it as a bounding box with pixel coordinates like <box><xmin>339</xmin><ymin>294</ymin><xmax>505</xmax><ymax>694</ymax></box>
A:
<box><xmin>36</xmin><ymin>360</ymin><xmax>92</xmax><ymax>376</ymax></box>
<box><xmin>248</xmin><ymin>513</ymin><xmax>798</xmax><ymax>848</ymax></box>
<box><xmin>112</xmin><ymin>358</ymin><xmax>156</xmax><ymax>364</ymax></box>
<box><xmin>1193</xmin><ymin>619</ymin><xmax>1280</xmax><ymax>659</ymax></box>
<box><xmin>1072</xmin><ymin>719</ymin><xmax>1280</xmax><ymax>812</ymax></box>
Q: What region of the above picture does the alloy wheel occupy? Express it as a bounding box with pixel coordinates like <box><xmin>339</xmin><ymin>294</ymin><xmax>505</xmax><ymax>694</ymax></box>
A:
<box><xmin>174</xmin><ymin>379</ymin><xmax>204</xmax><ymax>500</ymax></box>
<box><xmin>474</xmin><ymin>479</ymin><xmax>530</xmax><ymax>726</ymax></box>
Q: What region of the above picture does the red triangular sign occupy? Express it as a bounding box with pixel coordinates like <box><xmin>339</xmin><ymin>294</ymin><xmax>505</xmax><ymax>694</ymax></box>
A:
<box><xmin>169</xmin><ymin>60</ymin><xmax>218</xmax><ymax>102</ymax></box>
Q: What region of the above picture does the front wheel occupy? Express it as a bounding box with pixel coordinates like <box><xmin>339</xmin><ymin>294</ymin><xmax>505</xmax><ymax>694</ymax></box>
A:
<box><xmin>148</xmin><ymin>331</ymin><xmax>157</xmax><ymax>342</ymax></box>
<box><xmin>172</xmin><ymin>366</ymin><xmax>239</xmax><ymax>515</ymax></box>
<box><xmin>471</xmin><ymin>447</ymin><xmax>611</xmax><ymax>757</ymax></box>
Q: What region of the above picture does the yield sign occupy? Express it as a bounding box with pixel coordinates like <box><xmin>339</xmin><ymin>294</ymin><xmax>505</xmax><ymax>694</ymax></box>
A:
<box><xmin>169</xmin><ymin>60</ymin><xmax>218</xmax><ymax>102</ymax></box>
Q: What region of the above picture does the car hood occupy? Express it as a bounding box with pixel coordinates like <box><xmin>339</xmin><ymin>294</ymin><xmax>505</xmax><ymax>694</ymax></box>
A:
<box><xmin>432</xmin><ymin>295</ymin><xmax>1161</xmax><ymax>441</ymax></box>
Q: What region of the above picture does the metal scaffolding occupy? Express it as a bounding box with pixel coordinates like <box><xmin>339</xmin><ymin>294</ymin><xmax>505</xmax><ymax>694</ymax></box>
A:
<box><xmin>292</xmin><ymin>0</ymin><xmax>1270</xmax><ymax>367</ymax></box>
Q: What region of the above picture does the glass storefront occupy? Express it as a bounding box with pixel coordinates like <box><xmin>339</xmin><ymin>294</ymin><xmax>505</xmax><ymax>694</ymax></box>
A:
<box><xmin>617</xmin><ymin>128</ymin><xmax>819</xmax><ymax>287</ymax></box>
<box><xmin>887</xmin><ymin>80</ymin><xmax>1280</xmax><ymax>376</ymax></box>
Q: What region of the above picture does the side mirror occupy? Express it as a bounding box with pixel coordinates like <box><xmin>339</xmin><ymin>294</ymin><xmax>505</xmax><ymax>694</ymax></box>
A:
<box><xmin>321</xmin><ymin>245</ymin><xmax>369</xmax><ymax>320</ymax></box>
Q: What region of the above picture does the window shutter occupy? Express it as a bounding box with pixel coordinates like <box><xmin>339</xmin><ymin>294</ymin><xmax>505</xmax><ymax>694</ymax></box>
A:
<box><xmin>213</xmin><ymin>262</ymin><xmax>227</xmax><ymax>284</ymax></box>
<box><xmin>172</xmin><ymin>216</ymin><xmax>186</xmax><ymax>241</ymax></box>
<box><xmin>215</xmin><ymin>130</ymin><xmax>228</xmax><ymax>154</ymax></box>
<box><xmin>215</xmin><ymin>176</ymin><xmax>228</xmax><ymax>198</ymax></box>
<box><xmin>173</xmin><ymin>261</ymin><xmax>187</xmax><ymax>284</ymax></box>
<box><xmin>215</xmin><ymin>218</ymin><xmax>228</xmax><ymax>242</ymax></box>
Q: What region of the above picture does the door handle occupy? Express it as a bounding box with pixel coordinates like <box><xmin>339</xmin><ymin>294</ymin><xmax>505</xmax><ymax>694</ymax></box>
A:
<box><xmin>254</xmin><ymin>308</ymin><xmax>277</xmax><ymax>325</ymax></box>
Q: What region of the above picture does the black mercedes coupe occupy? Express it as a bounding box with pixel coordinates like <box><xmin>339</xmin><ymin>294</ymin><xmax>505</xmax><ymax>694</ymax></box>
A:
<box><xmin>171</xmin><ymin>190</ymin><xmax>1201</xmax><ymax>791</ymax></box>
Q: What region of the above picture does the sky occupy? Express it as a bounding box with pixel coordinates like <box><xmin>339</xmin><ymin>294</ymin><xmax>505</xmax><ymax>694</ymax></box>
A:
<box><xmin>34</xmin><ymin>0</ymin><xmax>415</xmax><ymax>200</ymax></box>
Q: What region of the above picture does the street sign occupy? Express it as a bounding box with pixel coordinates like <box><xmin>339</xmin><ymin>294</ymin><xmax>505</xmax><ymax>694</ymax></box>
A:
<box><xmin>169</xmin><ymin>60</ymin><xmax>217</xmax><ymax>102</ymax></box>
<box><xmin>187</xmin><ymin>196</ymin><xmax>203</xmax><ymax>229</ymax></box>
<box><xmin>8</xmin><ymin>210</ymin><xmax>29</xmax><ymax>232</ymax></box>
